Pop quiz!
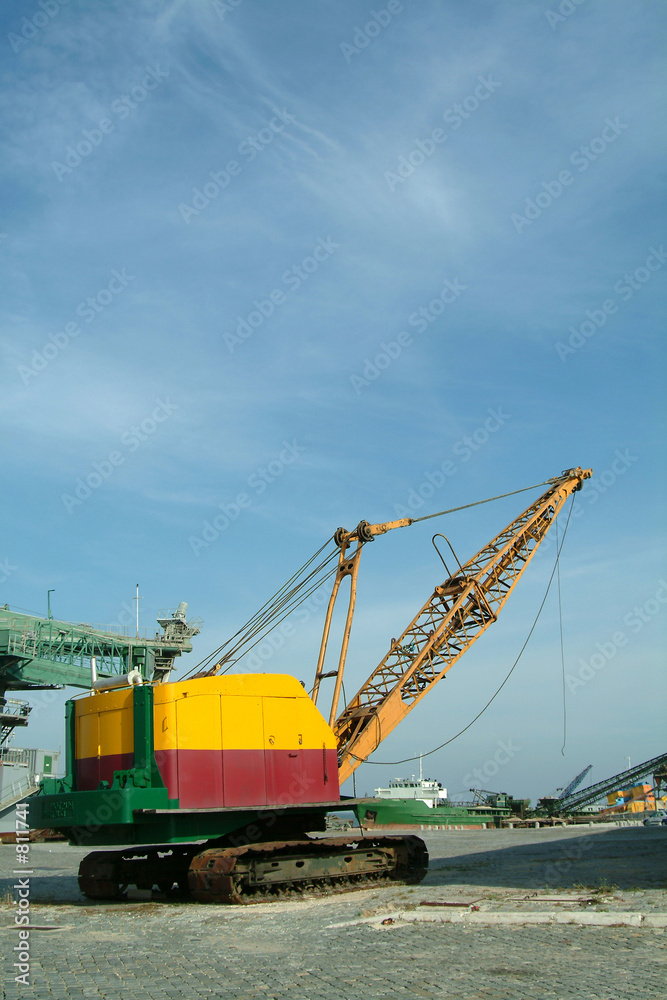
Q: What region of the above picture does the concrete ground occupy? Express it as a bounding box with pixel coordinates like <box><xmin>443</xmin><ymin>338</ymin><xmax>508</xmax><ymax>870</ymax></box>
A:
<box><xmin>1</xmin><ymin>823</ymin><xmax>665</xmax><ymax>999</ymax></box>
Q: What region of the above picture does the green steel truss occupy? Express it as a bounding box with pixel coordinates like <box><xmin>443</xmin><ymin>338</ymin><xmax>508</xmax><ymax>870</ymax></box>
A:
<box><xmin>0</xmin><ymin>605</ymin><xmax>201</xmax><ymax>697</ymax></box>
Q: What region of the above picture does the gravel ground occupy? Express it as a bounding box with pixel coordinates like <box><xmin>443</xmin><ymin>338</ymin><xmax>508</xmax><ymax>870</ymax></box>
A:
<box><xmin>1</xmin><ymin>823</ymin><xmax>665</xmax><ymax>999</ymax></box>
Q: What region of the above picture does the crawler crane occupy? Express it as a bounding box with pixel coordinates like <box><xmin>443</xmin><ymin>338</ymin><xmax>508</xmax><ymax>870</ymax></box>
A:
<box><xmin>30</xmin><ymin>467</ymin><xmax>591</xmax><ymax>903</ymax></box>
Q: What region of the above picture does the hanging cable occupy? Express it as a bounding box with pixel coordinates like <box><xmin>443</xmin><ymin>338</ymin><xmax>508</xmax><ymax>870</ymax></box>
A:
<box><xmin>365</xmin><ymin>495</ymin><xmax>576</xmax><ymax>767</ymax></box>
<box><xmin>556</xmin><ymin>516</ymin><xmax>567</xmax><ymax>756</ymax></box>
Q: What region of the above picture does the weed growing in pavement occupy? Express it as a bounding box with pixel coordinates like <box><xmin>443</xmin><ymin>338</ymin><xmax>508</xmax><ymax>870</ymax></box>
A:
<box><xmin>573</xmin><ymin>878</ymin><xmax>618</xmax><ymax>896</ymax></box>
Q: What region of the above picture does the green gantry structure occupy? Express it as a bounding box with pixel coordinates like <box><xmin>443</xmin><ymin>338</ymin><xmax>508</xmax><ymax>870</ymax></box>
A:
<box><xmin>0</xmin><ymin>602</ymin><xmax>201</xmax><ymax>744</ymax></box>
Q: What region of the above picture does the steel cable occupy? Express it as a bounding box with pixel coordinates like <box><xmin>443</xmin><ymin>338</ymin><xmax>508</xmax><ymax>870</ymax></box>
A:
<box><xmin>364</xmin><ymin>495</ymin><xmax>576</xmax><ymax>767</ymax></box>
<box><xmin>409</xmin><ymin>479</ymin><xmax>552</xmax><ymax>525</ymax></box>
<box><xmin>182</xmin><ymin>477</ymin><xmax>560</xmax><ymax>682</ymax></box>
<box><xmin>181</xmin><ymin>538</ymin><xmax>339</xmax><ymax>677</ymax></box>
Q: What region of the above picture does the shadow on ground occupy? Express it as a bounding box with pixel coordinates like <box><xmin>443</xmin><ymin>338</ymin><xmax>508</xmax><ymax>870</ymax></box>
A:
<box><xmin>425</xmin><ymin>827</ymin><xmax>666</xmax><ymax>890</ymax></box>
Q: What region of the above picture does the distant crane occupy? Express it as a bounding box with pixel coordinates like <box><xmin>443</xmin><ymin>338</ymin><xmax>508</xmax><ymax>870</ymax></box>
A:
<box><xmin>470</xmin><ymin>788</ymin><xmax>511</xmax><ymax>808</ymax></box>
<box><xmin>539</xmin><ymin>753</ymin><xmax>667</xmax><ymax>814</ymax></box>
<box><xmin>557</xmin><ymin>764</ymin><xmax>593</xmax><ymax>801</ymax></box>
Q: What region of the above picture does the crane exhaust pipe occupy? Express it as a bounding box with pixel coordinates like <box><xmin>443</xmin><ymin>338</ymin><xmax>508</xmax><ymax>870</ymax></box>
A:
<box><xmin>92</xmin><ymin>670</ymin><xmax>143</xmax><ymax>692</ymax></box>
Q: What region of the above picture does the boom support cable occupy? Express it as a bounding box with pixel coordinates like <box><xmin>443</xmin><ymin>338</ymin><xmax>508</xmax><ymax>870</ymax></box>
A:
<box><xmin>214</xmin><ymin>560</ymin><xmax>341</xmax><ymax>674</ymax></box>
<box><xmin>409</xmin><ymin>479</ymin><xmax>552</xmax><ymax>525</ymax></box>
<box><xmin>556</xmin><ymin>516</ymin><xmax>567</xmax><ymax>756</ymax></box>
<box><xmin>182</xmin><ymin>537</ymin><xmax>339</xmax><ymax>677</ymax></box>
<box><xmin>183</xmin><ymin>475</ymin><xmax>572</xmax><ymax>683</ymax></box>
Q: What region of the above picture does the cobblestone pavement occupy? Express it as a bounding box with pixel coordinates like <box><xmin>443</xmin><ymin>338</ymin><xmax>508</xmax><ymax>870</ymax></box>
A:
<box><xmin>1</xmin><ymin>825</ymin><xmax>665</xmax><ymax>999</ymax></box>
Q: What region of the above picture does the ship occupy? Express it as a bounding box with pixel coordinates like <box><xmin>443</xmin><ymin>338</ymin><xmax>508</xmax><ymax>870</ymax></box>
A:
<box><xmin>359</xmin><ymin>761</ymin><xmax>512</xmax><ymax>830</ymax></box>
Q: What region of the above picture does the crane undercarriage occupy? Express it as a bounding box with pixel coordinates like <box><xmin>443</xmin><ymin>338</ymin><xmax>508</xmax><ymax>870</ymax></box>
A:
<box><xmin>78</xmin><ymin>835</ymin><xmax>429</xmax><ymax>904</ymax></box>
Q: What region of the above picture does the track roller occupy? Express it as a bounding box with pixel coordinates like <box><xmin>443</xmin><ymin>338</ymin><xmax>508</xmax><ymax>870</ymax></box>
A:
<box><xmin>188</xmin><ymin>835</ymin><xmax>428</xmax><ymax>904</ymax></box>
<box><xmin>78</xmin><ymin>845</ymin><xmax>194</xmax><ymax>901</ymax></box>
<box><xmin>78</xmin><ymin>836</ymin><xmax>428</xmax><ymax>905</ymax></box>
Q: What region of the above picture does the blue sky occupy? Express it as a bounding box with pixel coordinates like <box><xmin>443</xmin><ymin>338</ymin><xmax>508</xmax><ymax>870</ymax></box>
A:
<box><xmin>1</xmin><ymin>0</ymin><xmax>665</xmax><ymax>803</ymax></box>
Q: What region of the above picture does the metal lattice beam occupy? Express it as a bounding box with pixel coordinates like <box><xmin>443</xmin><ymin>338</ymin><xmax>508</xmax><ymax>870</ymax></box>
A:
<box><xmin>558</xmin><ymin>753</ymin><xmax>667</xmax><ymax>813</ymax></box>
<box><xmin>0</xmin><ymin>606</ymin><xmax>200</xmax><ymax>694</ymax></box>
<box><xmin>335</xmin><ymin>468</ymin><xmax>591</xmax><ymax>783</ymax></box>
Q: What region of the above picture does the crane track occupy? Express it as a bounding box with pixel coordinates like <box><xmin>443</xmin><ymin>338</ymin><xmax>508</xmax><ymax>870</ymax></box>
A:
<box><xmin>188</xmin><ymin>836</ymin><xmax>428</xmax><ymax>904</ymax></box>
<box><xmin>78</xmin><ymin>836</ymin><xmax>428</xmax><ymax>905</ymax></box>
<box><xmin>78</xmin><ymin>845</ymin><xmax>195</xmax><ymax>900</ymax></box>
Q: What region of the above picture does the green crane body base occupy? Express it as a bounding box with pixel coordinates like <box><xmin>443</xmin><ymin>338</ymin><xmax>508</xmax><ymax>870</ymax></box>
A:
<box><xmin>29</xmin><ymin>685</ymin><xmax>357</xmax><ymax>847</ymax></box>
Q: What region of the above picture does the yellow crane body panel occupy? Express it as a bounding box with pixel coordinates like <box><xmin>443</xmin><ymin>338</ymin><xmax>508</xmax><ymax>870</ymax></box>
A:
<box><xmin>74</xmin><ymin>674</ymin><xmax>339</xmax><ymax>809</ymax></box>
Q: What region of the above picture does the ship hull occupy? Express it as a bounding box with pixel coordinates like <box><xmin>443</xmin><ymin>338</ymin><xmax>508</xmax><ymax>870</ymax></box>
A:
<box><xmin>360</xmin><ymin>798</ymin><xmax>509</xmax><ymax>830</ymax></box>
